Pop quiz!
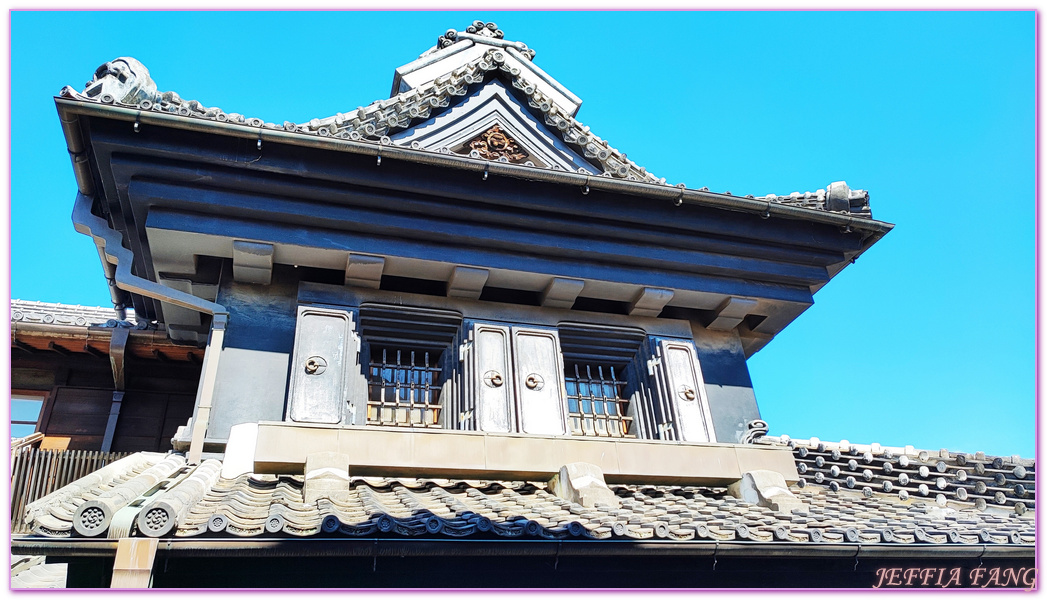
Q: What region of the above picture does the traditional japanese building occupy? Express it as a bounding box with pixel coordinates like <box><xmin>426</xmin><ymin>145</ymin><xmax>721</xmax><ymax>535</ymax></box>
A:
<box><xmin>11</xmin><ymin>21</ymin><xmax>1035</xmax><ymax>589</ymax></box>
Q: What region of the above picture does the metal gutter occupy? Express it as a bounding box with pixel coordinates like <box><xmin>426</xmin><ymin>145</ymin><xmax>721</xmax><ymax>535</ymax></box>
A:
<box><xmin>71</xmin><ymin>191</ymin><xmax>226</xmax><ymax>319</ymax></box>
<box><xmin>71</xmin><ymin>189</ymin><xmax>228</xmax><ymax>465</ymax></box>
<box><xmin>13</xmin><ymin>321</ymin><xmax>184</xmax><ymax>344</ymax></box>
<box><xmin>61</xmin><ymin>107</ymin><xmax>130</xmax><ymax>316</ymax></box>
<box><xmin>13</xmin><ymin>539</ymin><xmax>119</xmax><ymax>557</ymax></box>
<box><xmin>11</xmin><ymin>322</ymin><xmax>206</xmax><ymax>364</ymax></box>
<box><xmin>10</xmin><ymin>537</ymin><xmax>1033</xmax><ymax>560</ymax></box>
<box><xmin>59</xmin><ymin>110</ymin><xmax>93</xmax><ymax>196</ymax></box>
<box><xmin>55</xmin><ymin>98</ymin><xmax>894</xmax><ymax>237</ymax></box>
<box><xmin>12</xmin><ymin>321</ymin><xmax>115</xmax><ymax>344</ymax></box>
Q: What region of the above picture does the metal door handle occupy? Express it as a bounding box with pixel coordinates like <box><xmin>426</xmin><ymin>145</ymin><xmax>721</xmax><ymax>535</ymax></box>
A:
<box><xmin>304</xmin><ymin>356</ymin><xmax>328</xmax><ymax>375</ymax></box>
<box><xmin>525</xmin><ymin>373</ymin><xmax>544</xmax><ymax>390</ymax></box>
<box><xmin>483</xmin><ymin>370</ymin><xmax>504</xmax><ymax>387</ymax></box>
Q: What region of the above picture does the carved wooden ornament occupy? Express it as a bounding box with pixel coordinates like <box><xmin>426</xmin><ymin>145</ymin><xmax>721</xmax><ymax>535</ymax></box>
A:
<box><xmin>468</xmin><ymin>125</ymin><xmax>529</xmax><ymax>162</ymax></box>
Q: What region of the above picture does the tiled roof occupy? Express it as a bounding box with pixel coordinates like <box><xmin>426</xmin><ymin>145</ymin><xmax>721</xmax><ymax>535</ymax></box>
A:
<box><xmin>24</xmin><ymin>452</ymin><xmax>173</xmax><ymax>537</ymax></box>
<box><xmin>11</xmin><ymin>299</ymin><xmax>135</xmax><ymax>328</ymax></box>
<box><xmin>22</xmin><ymin>446</ymin><xmax>1034</xmax><ymax>548</ymax></box>
<box><xmin>11</xmin><ymin>556</ymin><xmax>66</xmax><ymax>589</ymax></box>
<box><xmin>762</xmin><ymin>436</ymin><xmax>1036</xmax><ymax>515</ymax></box>
<box><xmin>57</xmin><ymin>23</ymin><xmax>873</xmax><ymax>219</ymax></box>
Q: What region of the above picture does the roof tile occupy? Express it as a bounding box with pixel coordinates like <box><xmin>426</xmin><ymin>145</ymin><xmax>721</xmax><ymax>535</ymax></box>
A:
<box><xmin>59</xmin><ymin>39</ymin><xmax>876</xmax><ymax>219</ymax></box>
<box><xmin>20</xmin><ymin>435</ymin><xmax>1035</xmax><ymax>549</ymax></box>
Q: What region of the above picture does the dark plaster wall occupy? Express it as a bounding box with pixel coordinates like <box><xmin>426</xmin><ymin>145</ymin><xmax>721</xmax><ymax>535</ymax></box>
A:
<box><xmin>207</xmin><ymin>264</ymin><xmax>300</xmax><ymax>440</ymax></box>
<box><xmin>691</xmin><ymin>326</ymin><xmax>761</xmax><ymax>444</ymax></box>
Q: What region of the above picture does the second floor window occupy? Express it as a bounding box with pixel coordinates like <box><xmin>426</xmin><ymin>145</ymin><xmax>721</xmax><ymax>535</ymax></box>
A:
<box><xmin>358</xmin><ymin>303</ymin><xmax>461</xmax><ymax>429</ymax></box>
<box><xmin>288</xmin><ymin>302</ymin><xmax>714</xmax><ymax>443</ymax></box>
<box><xmin>557</xmin><ymin>322</ymin><xmax>647</xmax><ymax>440</ymax></box>
<box><xmin>564</xmin><ymin>362</ymin><xmax>633</xmax><ymax>438</ymax></box>
<box><xmin>366</xmin><ymin>346</ymin><xmax>444</xmax><ymax>428</ymax></box>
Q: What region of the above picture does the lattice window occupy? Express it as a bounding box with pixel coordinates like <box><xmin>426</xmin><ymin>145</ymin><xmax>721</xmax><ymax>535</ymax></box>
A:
<box><xmin>366</xmin><ymin>346</ymin><xmax>444</xmax><ymax>427</ymax></box>
<box><xmin>358</xmin><ymin>304</ymin><xmax>462</xmax><ymax>429</ymax></box>
<box><xmin>564</xmin><ymin>363</ymin><xmax>634</xmax><ymax>438</ymax></box>
<box><xmin>558</xmin><ymin>323</ymin><xmax>646</xmax><ymax>439</ymax></box>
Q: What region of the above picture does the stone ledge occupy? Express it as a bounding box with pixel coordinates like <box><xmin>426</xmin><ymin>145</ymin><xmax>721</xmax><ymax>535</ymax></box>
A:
<box><xmin>252</xmin><ymin>422</ymin><xmax>799</xmax><ymax>486</ymax></box>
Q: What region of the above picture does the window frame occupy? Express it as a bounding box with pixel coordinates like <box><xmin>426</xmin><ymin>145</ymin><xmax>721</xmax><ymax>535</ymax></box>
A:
<box><xmin>11</xmin><ymin>389</ymin><xmax>48</xmax><ymax>440</ymax></box>
<box><xmin>290</xmin><ymin>288</ymin><xmax>715</xmax><ymax>443</ymax></box>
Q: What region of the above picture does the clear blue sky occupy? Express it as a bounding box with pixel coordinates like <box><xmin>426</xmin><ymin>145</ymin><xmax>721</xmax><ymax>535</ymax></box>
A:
<box><xmin>9</xmin><ymin>11</ymin><xmax>1036</xmax><ymax>457</ymax></box>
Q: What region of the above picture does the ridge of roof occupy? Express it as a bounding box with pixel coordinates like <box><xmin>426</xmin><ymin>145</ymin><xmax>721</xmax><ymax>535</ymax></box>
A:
<box><xmin>764</xmin><ymin>434</ymin><xmax>1034</xmax><ymax>466</ymax></box>
<box><xmin>57</xmin><ymin>33</ymin><xmax>874</xmax><ymax>220</ymax></box>
<box><xmin>427</xmin><ymin>21</ymin><xmax>530</xmax><ymax>58</ymax></box>
<box><xmin>394</xmin><ymin>21</ymin><xmax>577</xmax><ymax>114</ymax></box>
<box><xmin>308</xmin><ymin>47</ymin><xmax>648</xmax><ymax>177</ymax></box>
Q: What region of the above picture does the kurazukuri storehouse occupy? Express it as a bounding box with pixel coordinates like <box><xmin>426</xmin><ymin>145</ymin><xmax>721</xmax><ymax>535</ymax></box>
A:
<box><xmin>11</xmin><ymin>21</ymin><xmax>1034</xmax><ymax>589</ymax></box>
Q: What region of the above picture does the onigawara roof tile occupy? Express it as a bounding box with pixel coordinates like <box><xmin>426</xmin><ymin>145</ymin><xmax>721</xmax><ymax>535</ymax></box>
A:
<box><xmin>21</xmin><ymin>440</ymin><xmax>1034</xmax><ymax>547</ymax></box>
<box><xmin>56</xmin><ymin>21</ymin><xmax>873</xmax><ymax>219</ymax></box>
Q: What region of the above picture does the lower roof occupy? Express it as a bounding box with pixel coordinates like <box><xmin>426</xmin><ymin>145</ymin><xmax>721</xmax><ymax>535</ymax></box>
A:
<box><xmin>19</xmin><ymin>442</ymin><xmax>1035</xmax><ymax>556</ymax></box>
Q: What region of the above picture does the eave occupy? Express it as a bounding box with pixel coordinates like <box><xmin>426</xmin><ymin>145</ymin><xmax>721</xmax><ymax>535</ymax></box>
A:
<box><xmin>55</xmin><ymin>97</ymin><xmax>894</xmax><ymax>237</ymax></box>
<box><xmin>12</xmin><ymin>321</ymin><xmax>204</xmax><ymax>363</ymax></box>
<box><xmin>55</xmin><ymin>96</ymin><xmax>892</xmax><ymax>356</ymax></box>
<box><xmin>11</xmin><ymin>536</ymin><xmax>1033</xmax><ymax>560</ymax></box>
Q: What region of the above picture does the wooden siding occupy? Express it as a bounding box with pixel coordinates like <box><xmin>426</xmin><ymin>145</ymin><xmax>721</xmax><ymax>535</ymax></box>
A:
<box><xmin>9</xmin><ymin>448</ymin><xmax>131</xmax><ymax>534</ymax></box>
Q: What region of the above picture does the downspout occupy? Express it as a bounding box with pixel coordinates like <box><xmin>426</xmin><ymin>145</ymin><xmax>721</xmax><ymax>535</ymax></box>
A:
<box><xmin>72</xmin><ymin>191</ymin><xmax>229</xmax><ymax>465</ymax></box>
<box><xmin>60</xmin><ymin>110</ymin><xmax>130</xmax><ymax>319</ymax></box>
<box><xmin>100</xmin><ymin>327</ymin><xmax>129</xmax><ymax>453</ymax></box>
<box><xmin>93</xmin><ymin>244</ymin><xmax>128</xmax><ymax>320</ymax></box>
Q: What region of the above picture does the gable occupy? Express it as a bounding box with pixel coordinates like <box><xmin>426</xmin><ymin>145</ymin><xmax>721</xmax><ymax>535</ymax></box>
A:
<box><xmin>390</xmin><ymin>79</ymin><xmax>599</xmax><ymax>174</ymax></box>
<box><xmin>392</xmin><ymin>29</ymin><xmax>582</xmax><ymax>118</ymax></box>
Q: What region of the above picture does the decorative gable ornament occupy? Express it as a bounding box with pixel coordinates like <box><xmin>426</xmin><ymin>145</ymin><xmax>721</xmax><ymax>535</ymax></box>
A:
<box><xmin>391</xmin><ymin>79</ymin><xmax>596</xmax><ymax>172</ymax></box>
<box><xmin>466</xmin><ymin>125</ymin><xmax>528</xmax><ymax>163</ymax></box>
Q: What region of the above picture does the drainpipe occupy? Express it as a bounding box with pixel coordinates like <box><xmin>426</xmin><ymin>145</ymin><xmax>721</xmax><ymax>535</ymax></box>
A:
<box><xmin>60</xmin><ymin>109</ymin><xmax>130</xmax><ymax>319</ymax></box>
<box><xmin>185</xmin><ymin>317</ymin><xmax>226</xmax><ymax>465</ymax></box>
<box><xmin>93</xmin><ymin>244</ymin><xmax>129</xmax><ymax>320</ymax></box>
<box><xmin>110</xmin><ymin>538</ymin><xmax>158</xmax><ymax>588</ymax></box>
<box><xmin>72</xmin><ymin>191</ymin><xmax>229</xmax><ymax>465</ymax></box>
<box><xmin>100</xmin><ymin>327</ymin><xmax>129</xmax><ymax>452</ymax></box>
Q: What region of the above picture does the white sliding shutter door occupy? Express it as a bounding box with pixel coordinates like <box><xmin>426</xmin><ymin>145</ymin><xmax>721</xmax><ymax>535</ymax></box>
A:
<box><xmin>512</xmin><ymin>327</ymin><xmax>567</xmax><ymax>436</ymax></box>
<box><xmin>287</xmin><ymin>307</ymin><xmax>360</xmax><ymax>424</ymax></box>
<box><xmin>470</xmin><ymin>323</ymin><xmax>515</xmax><ymax>433</ymax></box>
<box><xmin>653</xmin><ymin>338</ymin><xmax>716</xmax><ymax>443</ymax></box>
